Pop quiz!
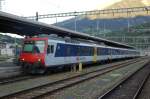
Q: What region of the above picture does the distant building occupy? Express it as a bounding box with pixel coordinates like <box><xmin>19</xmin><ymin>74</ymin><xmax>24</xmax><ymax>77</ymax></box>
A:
<box><xmin>0</xmin><ymin>42</ymin><xmax>15</xmax><ymax>56</ymax></box>
<box><xmin>0</xmin><ymin>42</ymin><xmax>6</xmax><ymax>48</ymax></box>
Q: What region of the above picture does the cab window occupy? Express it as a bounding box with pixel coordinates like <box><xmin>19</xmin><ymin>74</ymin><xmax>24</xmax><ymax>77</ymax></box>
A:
<box><xmin>23</xmin><ymin>40</ymin><xmax>45</xmax><ymax>53</ymax></box>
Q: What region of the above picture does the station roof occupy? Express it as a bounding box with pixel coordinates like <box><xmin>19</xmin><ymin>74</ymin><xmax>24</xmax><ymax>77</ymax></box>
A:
<box><xmin>0</xmin><ymin>11</ymin><xmax>134</xmax><ymax>49</ymax></box>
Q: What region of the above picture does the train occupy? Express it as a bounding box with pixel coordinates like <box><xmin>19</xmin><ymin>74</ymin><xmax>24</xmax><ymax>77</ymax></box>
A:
<box><xmin>19</xmin><ymin>35</ymin><xmax>140</xmax><ymax>74</ymax></box>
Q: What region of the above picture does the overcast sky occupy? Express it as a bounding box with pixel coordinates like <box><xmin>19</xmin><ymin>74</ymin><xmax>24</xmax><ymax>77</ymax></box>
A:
<box><xmin>3</xmin><ymin>0</ymin><xmax>122</xmax><ymax>16</ymax></box>
<box><xmin>1</xmin><ymin>0</ymin><xmax>122</xmax><ymax>38</ymax></box>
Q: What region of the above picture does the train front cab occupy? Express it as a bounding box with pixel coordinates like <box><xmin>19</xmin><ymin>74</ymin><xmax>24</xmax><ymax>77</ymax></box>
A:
<box><xmin>19</xmin><ymin>37</ymin><xmax>48</xmax><ymax>74</ymax></box>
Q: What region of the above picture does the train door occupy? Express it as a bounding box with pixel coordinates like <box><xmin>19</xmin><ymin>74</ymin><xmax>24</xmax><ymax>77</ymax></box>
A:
<box><xmin>45</xmin><ymin>43</ymin><xmax>55</xmax><ymax>66</ymax></box>
<box><xmin>93</xmin><ymin>47</ymin><xmax>97</xmax><ymax>63</ymax></box>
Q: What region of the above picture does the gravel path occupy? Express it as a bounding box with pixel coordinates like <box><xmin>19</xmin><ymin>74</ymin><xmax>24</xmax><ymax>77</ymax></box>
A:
<box><xmin>41</xmin><ymin>59</ymin><xmax>148</xmax><ymax>99</ymax></box>
<box><xmin>0</xmin><ymin>59</ymin><xmax>135</xmax><ymax>98</ymax></box>
<box><xmin>136</xmin><ymin>72</ymin><xmax>150</xmax><ymax>99</ymax></box>
<box><xmin>98</xmin><ymin>61</ymin><xmax>150</xmax><ymax>99</ymax></box>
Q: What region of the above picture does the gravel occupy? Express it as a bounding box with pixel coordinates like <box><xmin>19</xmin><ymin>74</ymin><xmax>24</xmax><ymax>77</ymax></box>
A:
<box><xmin>98</xmin><ymin>61</ymin><xmax>150</xmax><ymax>99</ymax></box>
<box><xmin>136</xmin><ymin>72</ymin><xmax>150</xmax><ymax>99</ymax></box>
<box><xmin>41</xmin><ymin>59</ymin><xmax>149</xmax><ymax>99</ymax></box>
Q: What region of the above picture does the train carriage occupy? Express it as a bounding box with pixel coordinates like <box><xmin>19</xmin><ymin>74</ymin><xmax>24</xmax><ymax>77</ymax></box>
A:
<box><xmin>19</xmin><ymin>36</ymin><xmax>140</xmax><ymax>74</ymax></box>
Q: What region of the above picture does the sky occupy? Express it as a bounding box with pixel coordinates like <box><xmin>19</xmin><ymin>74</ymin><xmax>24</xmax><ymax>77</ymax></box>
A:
<box><xmin>1</xmin><ymin>0</ymin><xmax>122</xmax><ymax>38</ymax></box>
<box><xmin>3</xmin><ymin>0</ymin><xmax>122</xmax><ymax>16</ymax></box>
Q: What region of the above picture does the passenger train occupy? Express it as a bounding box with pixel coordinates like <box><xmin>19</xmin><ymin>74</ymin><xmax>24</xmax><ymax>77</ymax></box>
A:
<box><xmin>19</xmin><ymin>35</ymin><xmax>140</xmax><ymax>74</ymax></box>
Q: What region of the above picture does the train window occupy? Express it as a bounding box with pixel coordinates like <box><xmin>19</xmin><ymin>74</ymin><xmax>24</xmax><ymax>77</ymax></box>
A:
<box><xmin>67</xmin><ymin>46</ymin><xmax>71</xmax><ymax>56</ymax></box>
<box><xmin>82</xmin><ymin>46</ymin><xmax>87</xmax><ymax>56</ymax></box>
<box><xmin>89</xmin><ymin>48</ymin><xmax>91</xmax><ymax>55</ymax></box>
<box><xmin>47</xmin><ymin>45</ymin><xmax>54</xmax><ymax>54</ymax></box>
<box><xmin>35</xmin><ymin>41</ymin><xmax>45</xmax><ymax>53</ymax></box>
<box><xmin>77</xmin><ymin>46</ymin><xmax>80</xmax><ymax>56</ymax></box>
<box><xmin>23</xmin><ymin>44</ymin><xmax>33</xmax><ymax>52</ymax></box>
<box><xmin>47</xmin><ymin>45</ymin><xmax>50</xmax><ymax>54</ymax></box>
<box><xmin>23</xmin><ymin>40</ymin><xmax>45</xmax><ymax>53</ymax></box>
<box><xmin>51</xmin><ymin>45</ymin><xmax>54</xmax><ymax>53</ymax></box>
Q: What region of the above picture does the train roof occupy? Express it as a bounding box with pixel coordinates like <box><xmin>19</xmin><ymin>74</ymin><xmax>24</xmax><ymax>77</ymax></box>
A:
<box><xmin>0</xmin><ymin>11</ymin><xmax>135</xmax><ymax>49</ymax></box>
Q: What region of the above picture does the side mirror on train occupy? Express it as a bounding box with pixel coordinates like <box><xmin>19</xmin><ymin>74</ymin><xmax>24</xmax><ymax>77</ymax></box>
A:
<box><xmin>47</xmin><ymin>45</ymin><xmax>50</xmax><ymax>54</ymax></box>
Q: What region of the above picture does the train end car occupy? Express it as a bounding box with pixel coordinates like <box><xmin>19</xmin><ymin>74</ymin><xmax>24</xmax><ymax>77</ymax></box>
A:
<box><xmin>19</xmin><ymin>37</ymin><xmax>48</xmax><ymax>73</ymax></box>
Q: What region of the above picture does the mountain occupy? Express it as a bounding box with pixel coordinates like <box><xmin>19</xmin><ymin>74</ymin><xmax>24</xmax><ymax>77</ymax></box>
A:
<box><xmin>107</xmin><ymin>0</ymin><xmax>149</xmax><ymax>8</ymax></box>
<box><xmin>57</xmin><ymin>16</ymin><xmax>150</xmax><ymax>34</ymax></box>
<box><xmin>56</xmin><ymin>0</ymin><xmax>150</xmax><ymax>36</ymax></box>
<box><xmin>88</xmin><ymin>0</ymin><xmax>150</xmax><ymax>19</ymax></box>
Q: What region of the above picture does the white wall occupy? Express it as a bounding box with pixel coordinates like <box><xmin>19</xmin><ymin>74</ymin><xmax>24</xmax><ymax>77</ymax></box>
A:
<box><xmin>0</xmin><ymin>48</ymin><xmax>14</xmax><ymax>56</ymax></box>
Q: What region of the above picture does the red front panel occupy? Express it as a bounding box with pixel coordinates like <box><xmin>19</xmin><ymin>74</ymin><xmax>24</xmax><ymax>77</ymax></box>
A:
<box><xmin>20</xmin><ymin>53</ymin><xmax>45</xmax><ymax>65</ymax></box>
<box><xmin>19</xmin><ymin>37</ymin><xmax>48</xmax><ymax>66</ymax></box>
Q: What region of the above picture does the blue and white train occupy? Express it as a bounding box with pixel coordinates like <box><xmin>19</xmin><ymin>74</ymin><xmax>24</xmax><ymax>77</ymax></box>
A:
<box><xmin>19</xmin><ymin>36</ymin><xmax>140</xmax><ymax>73</ymax></box>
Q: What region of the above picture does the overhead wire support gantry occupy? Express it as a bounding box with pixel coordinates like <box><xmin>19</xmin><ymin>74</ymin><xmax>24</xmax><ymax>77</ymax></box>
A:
<box><xmin>24</xmin><ymin>6</ymin><xmax>150</xmax><ymax>20</ymax></box>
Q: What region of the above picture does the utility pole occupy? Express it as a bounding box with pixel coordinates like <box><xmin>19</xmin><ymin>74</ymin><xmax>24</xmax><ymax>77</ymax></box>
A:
<box><xmin>127</xmin><ymin>12</ymin><xmax>130</xmax><ymax>32</ymax></box>
<box><xmin>96</xmin><ymin>15</ymin><xmax>100</xmax><ymax>34</ymax></box>
<box><xmin>0</xmin><ymin>0</ymin><xmax>4</xmax><ymax>11</ymax></box>
<box><xmin>36</xmin><ymin>12</ymin><xmax>39</xmax><ymax>21</ymax></box>
<box><xmin>55</xmin><ymin>17</ymin><xmax>58</xmax><ymax>26</ymax></box>
<box><xmin>74</xmin><ymin>15</ymin><xmax>77</xmax><ymax>32</ymax></box>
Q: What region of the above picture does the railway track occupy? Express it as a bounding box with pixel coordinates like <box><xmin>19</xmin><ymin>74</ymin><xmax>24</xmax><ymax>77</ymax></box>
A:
<box><xmin>0</xmin><ymin>75</ymin><xmax>36</xmax><ymax>85</ymax></box>
<box><xmin>133</xmin><ymin>67</ymin><xmax>150</xmax><ymax>99</ymax></box>
<box><xmin>0</xmin><ymin>58</ymin><xmax>139</xmax><ymax>85</ymax></box>
<box><xmin>97</xmin><ymin>60</ymin><xmax>150</xmax><ymax>99</ymax></box>
<box><xmin>0</xmin><ymin>66</ymin><xmax>21</xmax><ymax>78</ymax></box>
<box><xmin>1</xmin><ymin>58</ymin><xmax>145</xmax><ymax>99</ymax></box>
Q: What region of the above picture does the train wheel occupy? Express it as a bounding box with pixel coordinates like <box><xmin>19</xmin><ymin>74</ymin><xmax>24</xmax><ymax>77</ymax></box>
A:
<box><xmin>38</xmin><ymin>68</ymin><xmax>47</xmax><ymax>74</ymax></box>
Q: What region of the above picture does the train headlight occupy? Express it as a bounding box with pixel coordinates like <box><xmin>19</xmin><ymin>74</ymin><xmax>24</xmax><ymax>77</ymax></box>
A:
<box><xmin>21</xmin><ymin>58</ymin><xmax>24</xmax><ymax>61</ymax></box>
<box><xmin>38</xmin><ymin>59</ymin><xmax>41</xmax><ymax>62</ymax></box>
